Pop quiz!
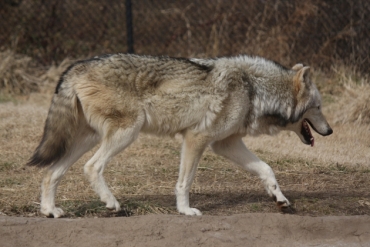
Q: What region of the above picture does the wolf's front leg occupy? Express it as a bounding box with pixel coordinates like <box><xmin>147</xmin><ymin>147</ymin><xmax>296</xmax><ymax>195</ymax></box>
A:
<box><xmin>176</xmin><ymin>132</ymin><xmax>209</xmax><ymax>216</ymax></box>
<box><xmin>211</xmin><ymin>136</ymin><xmax>290</xmax><ymax>209</ymax></box>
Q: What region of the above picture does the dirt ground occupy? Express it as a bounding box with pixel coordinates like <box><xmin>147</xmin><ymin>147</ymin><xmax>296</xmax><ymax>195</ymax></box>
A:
<box><xmin>1</xmin><ymin>67</ymin><xmax>370</xmax><ymax>246</ymax></box>
<box><xmin>1</xmin><ymin>214</ymin><xmax>370</xmax><ymax>247</ymax></box>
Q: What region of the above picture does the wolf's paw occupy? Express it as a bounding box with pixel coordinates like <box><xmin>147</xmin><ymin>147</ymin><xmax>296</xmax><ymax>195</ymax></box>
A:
<box><xmin>41</xmin><ymin>206</ymin><xmax>65</xmax><ymax>218</ymax></box>
<box><xmin>275</xmin><ymin>198</ymin><xmax>295</xmax><ymax>213</ymax></box>
<box><xmin>276</xmin><ymin>199</ymin><xmax>290</xmax><ymax>209</ymax></box>
<box><xmin>267</xmin><ymin>183</ymin><xmax>290</xmax><ymax>209</ymax></box>
<box><xmin>106</xmin><ymin>198</ymin><xmax>121</xmax><ymax>211</ymax></box>
<box><xmin>178</xmin><ymin>207</ymin><xmax>202</xmax><ymax>216</ymax></box>
<box><xmin>272</xmin><ymin>195</ymin><xmax>291</xmax><ymax>209</ymax></box>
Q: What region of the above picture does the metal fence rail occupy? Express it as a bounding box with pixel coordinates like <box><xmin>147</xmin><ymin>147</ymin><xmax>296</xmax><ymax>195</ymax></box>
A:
<box><xmin>1</xmin><ymin>0</ymin><xmax>369</xmax><ymax>73</ymax></box>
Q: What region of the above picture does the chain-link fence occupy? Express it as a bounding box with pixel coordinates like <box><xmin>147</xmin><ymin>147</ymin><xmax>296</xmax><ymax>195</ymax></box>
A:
<box><xmin>1</xmin><ymin>0</ymin><xmax>369</xmax><ymax>73</ymax></box>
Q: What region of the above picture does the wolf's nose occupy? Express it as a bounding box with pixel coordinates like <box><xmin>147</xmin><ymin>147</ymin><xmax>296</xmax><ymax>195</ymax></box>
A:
<box><xmin>326</xmin><ymin>128</ymin><xmax>333</xmax><ymax>135</ymax></box>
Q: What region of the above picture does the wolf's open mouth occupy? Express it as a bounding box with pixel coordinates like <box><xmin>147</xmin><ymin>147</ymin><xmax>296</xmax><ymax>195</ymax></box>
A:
<box><xmin>301</xmin><ymin>119</ymin><xmax>314</xmax><ymax>147</ymax></box>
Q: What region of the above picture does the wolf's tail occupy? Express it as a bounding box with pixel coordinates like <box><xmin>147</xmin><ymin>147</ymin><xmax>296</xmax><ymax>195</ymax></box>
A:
<box><xmin>27</xmin><ymin>85</ymin><xmax>80</xmax><ymax>167</ymax></box>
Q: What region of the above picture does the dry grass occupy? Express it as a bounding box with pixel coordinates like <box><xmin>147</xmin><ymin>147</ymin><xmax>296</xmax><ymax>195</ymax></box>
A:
<box><xmin>329</xmin><ymin>65</ymin><xmax>370</xmax><ymax>125</ymax></box>
<box><xmin>0</xmin><ymin>50</ymin><xmax>40</xmax><ymax>96</ymax></box>
<box><xmin>0</xmin><ymin>50</ymin><xmax>73</xmax><ymax>99</ymax></box>
<box><xmin>0</xmin><ymin>60</ymin><xmax>369</xmax><ymax>218</ymax></box>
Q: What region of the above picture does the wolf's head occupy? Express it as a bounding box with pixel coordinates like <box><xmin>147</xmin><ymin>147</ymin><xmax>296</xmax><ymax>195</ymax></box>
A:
<box><xmin>287</xmin><ymin>64</ymin><xmax>333</xmax><ymax>146</ymax></box>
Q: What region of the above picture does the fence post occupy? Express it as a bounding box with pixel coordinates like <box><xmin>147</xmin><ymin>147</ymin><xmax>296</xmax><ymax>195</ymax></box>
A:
<box><xmin>126</xmin><ymin>0</ymin><xmax>134</xmax><ymax>53</ymax></box>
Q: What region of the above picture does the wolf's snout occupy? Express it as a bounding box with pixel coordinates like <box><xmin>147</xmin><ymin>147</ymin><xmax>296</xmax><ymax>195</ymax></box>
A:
<box><xmin>324</xmin><ymin>128</ymin><xmax>333</xmax><ymax>136</ymax></box>
<box><xmin>316</xmin><ymin>126</ymin><xmax>333</xmax><ymax>137</ymax></box>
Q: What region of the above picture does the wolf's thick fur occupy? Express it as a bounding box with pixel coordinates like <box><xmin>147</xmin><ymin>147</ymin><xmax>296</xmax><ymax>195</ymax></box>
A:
<box><xmin>27</xmin><ymin>54</ymin><xmax>332</xmax><ymax>217</ymax></box>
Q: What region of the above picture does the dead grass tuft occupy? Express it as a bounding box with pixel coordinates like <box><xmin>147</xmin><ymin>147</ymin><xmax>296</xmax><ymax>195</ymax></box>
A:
<box><xmin>0</xmin><ymin>50</ymin><xmax>73</xmax><ymax>96</ymax></box>
<box><xmin>302</xmin><ymin>65</ymin><xmax>370</xmax><ymax>126</ymax></box>
<box><xmin>337</xmin><ymin>87</ymin><xmax>370</xmax><ymax>125</ymax></box>
<box><xmin>0</xmin><ymin>50</ymin><xmax>41</xmax><ymax>95</ymax></box>
<box><xmin>327</xmin><ymin>65</ymin><xmax>370</xmax><ymax>125</ymax></box>
<box><xmin>39</xmin><ymin>58</ymin><xmax>73</xmax><ymax>93</ymax></box>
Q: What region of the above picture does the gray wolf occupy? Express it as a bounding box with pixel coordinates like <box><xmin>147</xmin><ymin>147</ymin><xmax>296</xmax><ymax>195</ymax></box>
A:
<box><xmin>27</xmin><ymin>54</ymin><xmax>333</xmax><ymax>217</ymax></box>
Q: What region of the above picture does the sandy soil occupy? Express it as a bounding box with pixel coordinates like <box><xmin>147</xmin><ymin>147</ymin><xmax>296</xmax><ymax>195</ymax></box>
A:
<box><xmin>1</xmin><ymin>213</ymin><xmax>370</xmax><ymax>247</ymax></box>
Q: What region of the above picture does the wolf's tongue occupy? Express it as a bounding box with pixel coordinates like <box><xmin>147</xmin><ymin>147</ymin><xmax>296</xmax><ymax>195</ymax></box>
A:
<box><xmin>303</xmin><ymin>120</ymin><xmax>314</xmax><ymax>147</ymax></box>
<box><xmin>310</xmin><ymin>137</ymin><xmax>314</xmax><ymax>147</ymax></box>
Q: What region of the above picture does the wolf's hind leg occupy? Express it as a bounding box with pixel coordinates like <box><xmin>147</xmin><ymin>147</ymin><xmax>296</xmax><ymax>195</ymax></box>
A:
<box><xmin>41</xmin><ymin>130</ymin><xmax>100</xmax><ymax>218</ymax></box>
<box><xmin>211</xmin><ymin>136</ymin><xmax>290</xmax><ymax>209</ymax></box>
<box><xmin>83</xmin><ymin>123</ymin><xmax>142</xmax><ymax>211</ymax></box>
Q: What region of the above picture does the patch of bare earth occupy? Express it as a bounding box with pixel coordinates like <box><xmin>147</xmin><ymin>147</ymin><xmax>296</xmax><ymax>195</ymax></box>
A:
<box><xmin>0</xmin><ymin>65</ymin><xmax>369</xmax><ymax>246</ymax></box>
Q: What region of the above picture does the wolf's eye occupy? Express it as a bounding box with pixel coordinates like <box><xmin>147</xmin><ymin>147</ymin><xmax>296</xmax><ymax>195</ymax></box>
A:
<box><xmin>317</xmin><ymin>105</ymin><xmax>321</xmax><ymax>110</ymax></box>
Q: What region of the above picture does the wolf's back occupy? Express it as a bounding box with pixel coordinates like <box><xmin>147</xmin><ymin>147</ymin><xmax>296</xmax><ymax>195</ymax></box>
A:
<box><xmin>27</xmin><ymin>81</ymin><xmax>80</xmax><ymax>167</ymax></box>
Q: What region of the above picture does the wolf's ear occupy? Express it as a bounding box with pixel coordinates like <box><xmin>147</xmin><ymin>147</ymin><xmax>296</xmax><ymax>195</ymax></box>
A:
<box><xmin>292</xmin><ymin>63</ymin><xmax>304</xmax><ymax>71</ymax></box>
<box><xmin>293</xmin><ymin>66</ymin><xmax>311</xmax><ymax>96</ymax></box>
